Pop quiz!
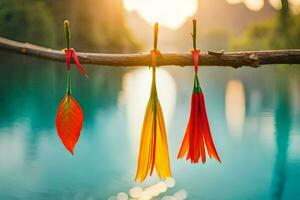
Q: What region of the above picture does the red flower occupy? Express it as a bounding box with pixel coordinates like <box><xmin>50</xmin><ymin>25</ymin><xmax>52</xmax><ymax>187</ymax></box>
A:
<box><xmin>178</xmin><ymin>50</ymin><xmax>221</xmax><ymax>163</ymax></box>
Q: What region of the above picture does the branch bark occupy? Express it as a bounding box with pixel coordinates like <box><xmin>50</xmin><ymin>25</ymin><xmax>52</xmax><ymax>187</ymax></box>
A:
<box><xmin>0</xmin><ymin>37</ymin><xmax>300</xmax><ymax>68</ymax></box>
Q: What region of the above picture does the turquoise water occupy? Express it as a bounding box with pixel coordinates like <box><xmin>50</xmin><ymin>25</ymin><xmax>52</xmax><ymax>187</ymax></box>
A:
<box><xmin>0</xmin><ymin>55</ymin><xmax>300</xmax><ymax>200</ymax></box>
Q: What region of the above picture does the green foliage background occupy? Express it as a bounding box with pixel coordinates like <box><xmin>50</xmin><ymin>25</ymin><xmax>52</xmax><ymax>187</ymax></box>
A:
<box><xmin>0</xmin><ymin>0</ymin><xmax>139</xmax><ymax>52</ymax></box>
<box><xmin>231</xmin><ymin>0</ymin><xmax>300</xmax><ymax>51</ymax></box>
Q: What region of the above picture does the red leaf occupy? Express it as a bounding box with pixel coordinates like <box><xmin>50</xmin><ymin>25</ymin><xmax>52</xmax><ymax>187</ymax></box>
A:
<box><xmin>55</xmin><ymin>93</ymin><xmax>84</xmax><ymax>154</ymax></box>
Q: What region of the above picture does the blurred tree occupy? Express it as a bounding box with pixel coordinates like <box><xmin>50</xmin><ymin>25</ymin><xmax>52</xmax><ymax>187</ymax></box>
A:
<box><xmin>0</xmin><ymin>0</ymin><xmax>56</xmax><ymax>47</ymax></box>
<box><xmin>47</xmin><ymin>0</ymin><xmax>140</xmax><ymax>52</ymax></box>
<box><xmin>231</xmin><ymin>19</ymin><xmax>275</xmax><ymax>50</ymax></box>
<box><xmin>0</xmin><ymin>0</ymin><xmax>139</xmax><ymax>52</ymax></box>
<box><xmin>231</xmin><ymin>0</ymin><xmax>300</xmax><ymax>50</ymax></box>
<box><xmin>280</xmin><ymin>0</ymin><xmax>289</xmax><ymax>26</ymax></box>
<box><xmin>231</xmin><ymin>0</ymin><xmax>299</xmax><ymax>75</ymax></box>
<box><xmin>270</xmin><ymin>0</ymin><xmax>289</xmax><ymax>48</ymax></box>
<box><xmin>201</xmin><ymin>29</ymin><xmax>231</xmax><ymax>51</ymax></box>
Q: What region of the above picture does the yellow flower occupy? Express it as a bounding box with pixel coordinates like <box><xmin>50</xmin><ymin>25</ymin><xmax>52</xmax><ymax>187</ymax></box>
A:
<box><xmin>135</xmin><ymin>50</ymin><xmax>172</xmax><ymax>182</ymax></box>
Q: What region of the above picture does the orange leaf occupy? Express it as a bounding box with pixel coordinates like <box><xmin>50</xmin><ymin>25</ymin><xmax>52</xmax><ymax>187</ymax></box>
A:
<box><xmin>55</xmin><ymin>93</ymin><xmax>83</xmax><ymax>154</ymax></box>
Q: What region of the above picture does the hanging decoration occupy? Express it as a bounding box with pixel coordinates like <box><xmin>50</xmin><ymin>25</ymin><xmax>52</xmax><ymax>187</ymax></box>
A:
<box><xmin>177</xmin><ymin>20</ymin><xmax>221</xmax><ymax>164</ymax></box>
<box><xmin>135</xmin><ymin>23</ymin><xmax>172</xmax><ymax>182</ymax></box>
<box><xmin>55</xmin><ymin>20</ymin><xmax>88</xmax><ymax>155</ymax></box>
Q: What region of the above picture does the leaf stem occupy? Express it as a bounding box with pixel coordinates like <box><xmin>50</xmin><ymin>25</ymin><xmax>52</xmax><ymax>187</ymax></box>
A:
<box><xmin>67</xmin><ymin>69</ymin><xmax>71</xmax><ymax>95</ymax></box>
<box><xmin>64</xmin><ymin>20</ymin><xmax>71</xmax><ymax>50</ymax></box>
<box><xmin>153</xmin><ymin>23</ymin><xmax>158</xmax><ymax>51</ymax></box>
<box><xmin>192</xmin><ymin>19</ymin><xmax>197</xmax><ymax>51</ymax></box>
<box><xmin>64</xmin><ymin>20</ymin><xmax>72</xmax><ymax>95</ymax></box>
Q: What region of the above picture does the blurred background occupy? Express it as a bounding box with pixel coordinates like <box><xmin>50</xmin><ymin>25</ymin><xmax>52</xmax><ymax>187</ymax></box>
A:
<box><xmin>0</xmin><ymin>0</ymin><xmax>300</xmax><ymax>199</ymax></box>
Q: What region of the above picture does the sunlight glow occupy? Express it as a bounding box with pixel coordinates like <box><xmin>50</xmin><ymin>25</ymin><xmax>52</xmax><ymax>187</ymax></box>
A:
<box><xmin>225</xmin><ymin>80</ymin><xmax>245</xmax><ymax>138</ymax></box>
<box><xmin>123</xmin><ymin>0</ymin><xmax>198</xmax><ymax>29</ymax></box>
<box><xmin>228</xmin><ymin>0</ymin><xmax>300</xmax><ymax>12</ymax></box>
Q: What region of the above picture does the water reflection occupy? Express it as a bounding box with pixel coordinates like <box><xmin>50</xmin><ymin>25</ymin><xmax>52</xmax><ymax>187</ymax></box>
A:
<box><xmin>0</xmin><ymin>120</ymin><xmax>28</xmax><ymax>172</ymax></box>
<box><xmin>259</xmin><ymin>113</ymin><xmax>275</xmax><ymax>142</ymax></box>
<box><xmin>108</xmin><ymin>178</ymin><xmax>187</xmax><ymax>200</ymax></box>
<box><xmin>288</xmin><ymin>75</ymin><xmax>300</xmax><ymax>162</ymax></box>
<box><xmin>0</xmin><ymin>54</ymin><xmax>300</xmax><ymax>199</ymax></box>
<box><xmin>225</xmin><ymin>79</ymin><xmax>245</xmax><ymax>137</ymax></box>
<box><xmin>119</xmin><ymin>68</ymin><xmax>176</xmax><ymax>155</ymax></box>
<box><xmin>270</xmin><ymin>76</ymin><xmax>291</xmax><ymax>200</ymax></box>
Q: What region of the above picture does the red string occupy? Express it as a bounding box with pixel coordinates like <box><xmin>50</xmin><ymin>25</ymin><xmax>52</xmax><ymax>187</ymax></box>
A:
<box><xmin>191</xmin><ymin>49</ymin><xmax>200</xmax><ymax>74</ymax></box>
<box><xmin>64</xmin><ymin>49</ymin><xmax>71</xmax><ymax>69</ymax></box>
<box><xmin>64</xmin><ymin>48</ymin><xmax>88</xmax><ymax>78</ymax></box>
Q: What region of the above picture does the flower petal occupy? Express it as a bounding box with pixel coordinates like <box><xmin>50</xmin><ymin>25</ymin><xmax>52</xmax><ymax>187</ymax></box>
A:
<box><xmin>177</xmin><ymin>120</ymin><xmax>190</xmax><ymax>159</ymax></box>
<box><xmin>135</xmin><ymin>98</ymin><xmax>155</xmax><ymax>182</ymax></box>
<box><xmin>199</xmin><ymin>93</ymin><xmax>221</xmax><ymax>162</ymax></box>
<box><xmin>178</xmin><ymin>92</ymin><xmax>220</xmax><ymax>163</ymax></box>
<box><xmin>197</xmin><ymin>93</ymin><xmax>206</xmax><ymax>163</ymax></box>
<box><xmin>155</xmin><ymin>99</ymin><xmax>172</xmax><ymax>179</ymax></box>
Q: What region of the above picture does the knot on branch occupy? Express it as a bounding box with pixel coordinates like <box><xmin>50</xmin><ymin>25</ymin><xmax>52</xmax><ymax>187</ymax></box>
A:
<box><xmin>249</xmin><ymin>53</ymin><xmax>260</xmax><ymax>68</ymax></box>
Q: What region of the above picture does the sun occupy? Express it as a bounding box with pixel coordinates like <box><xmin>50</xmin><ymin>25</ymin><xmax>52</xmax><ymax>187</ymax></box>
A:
<box><xmin>123</xmin><ymin>0</ymin><xmax>198</xmax><ymax>29</ymax></box>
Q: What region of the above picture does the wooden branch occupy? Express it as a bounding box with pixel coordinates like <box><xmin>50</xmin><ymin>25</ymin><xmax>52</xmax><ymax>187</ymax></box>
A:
<box><xmin>0</xmin><ymin>37</ymin><xmax>300</xmax><ymax>68</ymax></box>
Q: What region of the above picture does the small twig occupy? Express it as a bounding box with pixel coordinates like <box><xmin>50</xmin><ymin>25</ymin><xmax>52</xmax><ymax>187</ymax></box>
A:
<box><xmin>208</xmin><ymin>50</ymin><xmax>225</xmax><ymax>56</ymax></box>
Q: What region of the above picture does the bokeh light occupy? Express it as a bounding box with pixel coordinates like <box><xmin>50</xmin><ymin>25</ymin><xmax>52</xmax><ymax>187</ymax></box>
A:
<box><xmin>108</xmin><ymin>178</ymin><xmax>183</xmax><ymax>200</ymax></box>
<box><xmin>227</xmin><ymin>0</ymin><xmax>265</xmax><ymax>11</ymax></box>
<box><xmin>289</xmin><ymin>0</ymin><xmax>300</xmax><ymax>14</ymax></box>
<box><xmin>244</xmin><ymin>0</ymin><xmax>264</xmax><ymax>11</ymax></box>
<box><xmin>269</xmin><ymin>0</ymin><xmax>282</xmax><ymax>10</ymax></box>
<box><xmin>225</xmin><ymin>80</ymin><xmax>246</xmax><ymax>138</ymax></box>
<box><xmin>227</xmin><ymin>0</ymin><xmax>244</xmax><ymax>4</ymax></box>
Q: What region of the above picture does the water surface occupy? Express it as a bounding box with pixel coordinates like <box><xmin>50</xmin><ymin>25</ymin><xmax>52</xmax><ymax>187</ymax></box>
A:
<box><xmin>0</xmin><ymin>54</ymin><xmax>300</xmax><ymax>200</ymax></box>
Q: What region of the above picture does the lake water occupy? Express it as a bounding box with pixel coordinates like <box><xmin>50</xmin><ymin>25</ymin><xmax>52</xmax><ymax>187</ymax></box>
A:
<box><xmin>0</xmin><ymin>54</ymin><xmax>300</xmax><ymax>200</ymax></box>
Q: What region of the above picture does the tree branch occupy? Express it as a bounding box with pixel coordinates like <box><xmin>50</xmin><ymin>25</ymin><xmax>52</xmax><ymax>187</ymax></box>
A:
<box><xmin>0</xmin><ymin>37</ymin><xmax>300</xmax><ymax>68</ymax></box>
